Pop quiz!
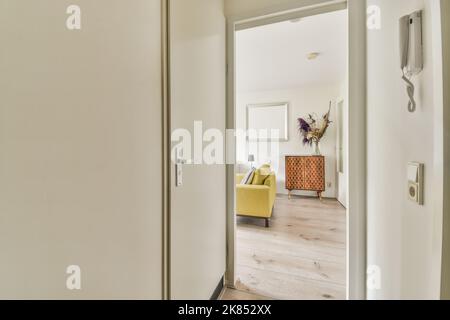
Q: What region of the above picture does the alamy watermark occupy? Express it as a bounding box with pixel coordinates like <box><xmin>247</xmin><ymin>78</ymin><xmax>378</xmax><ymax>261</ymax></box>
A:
<box><xmin>63</xmin><ymin>4</ymin><xmax>381</xmax><ymax>31</ymax></box>
<box><xmin>66</xmin><ymin>265</ymin><xmax>81</xmax><ymax>290</ymax></box>
<box><xmin>367</xmin><ymin>265</ymin><xmax>382</xmax><ymax>291</ymax></box>
<box><xmin>66</xmin><ymin>5</ymin><xmax>81</xmax><ymax>30</ymax></box>
<box><xmin>367</xmin><ymin>5</ymin><xmax>382</xmax><ymax>30</ymax></box>
<box><xmin>171</xmin><ymin>121</ymin><xmax>281</xmax><ymax>171</ymax></box>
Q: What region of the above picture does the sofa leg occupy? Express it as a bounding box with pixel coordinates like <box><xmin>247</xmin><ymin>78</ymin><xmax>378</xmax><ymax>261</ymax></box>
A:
<box><xmin>265</xmin><ymin>218</ymin><xmax>270</xmax><ymax>228</ymax></box>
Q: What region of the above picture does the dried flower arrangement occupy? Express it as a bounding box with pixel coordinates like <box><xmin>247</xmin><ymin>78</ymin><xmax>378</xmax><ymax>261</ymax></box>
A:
<box><xmin>297</xmin><ymin>102</ymin><xmax>332</xmax><ymax>154</ymax></box>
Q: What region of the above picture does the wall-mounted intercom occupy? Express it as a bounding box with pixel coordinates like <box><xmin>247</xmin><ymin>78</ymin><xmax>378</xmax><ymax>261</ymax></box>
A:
<box><xmin>399</xmin><ymin>10</ymin><xmax>423</xmax><ymax>113</ymax></box>
<box><xmin>408</xmin><ymin>162</ymin><xmax>424</xmax><ymax>205</ymax></box>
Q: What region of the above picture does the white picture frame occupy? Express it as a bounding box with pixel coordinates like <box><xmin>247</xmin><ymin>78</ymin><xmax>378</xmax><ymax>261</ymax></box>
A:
<box><xmin>246</xmin><ymin>102</ymin><xmax>289</xmax><ymax>142</ymax></box>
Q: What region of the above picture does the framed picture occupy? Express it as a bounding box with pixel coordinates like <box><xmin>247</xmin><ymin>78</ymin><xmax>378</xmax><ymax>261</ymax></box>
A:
<box><xmin>246</xmin><ymin>102</ymin><xmax>289</xmax><ymax>142</ymax></box>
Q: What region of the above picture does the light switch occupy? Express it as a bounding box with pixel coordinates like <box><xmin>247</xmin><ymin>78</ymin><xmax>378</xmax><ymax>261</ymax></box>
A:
<box><xmin>408</xmin><ymin>162</ymin><xmax>424</xmax><ymax>205</ymax></box>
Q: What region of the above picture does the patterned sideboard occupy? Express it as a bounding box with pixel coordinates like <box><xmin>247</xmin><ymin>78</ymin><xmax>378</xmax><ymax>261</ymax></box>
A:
<box><xmin>285</xmin><ymin>156</ymin><xmax>326</xmax><ymax>200</ymax></box>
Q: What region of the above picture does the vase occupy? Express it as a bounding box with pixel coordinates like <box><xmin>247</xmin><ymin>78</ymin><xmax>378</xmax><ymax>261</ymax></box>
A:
<box><xmin>313</xmin><ymin>141</ymin><xmax>321</xmax><ymax>156</ymax></box>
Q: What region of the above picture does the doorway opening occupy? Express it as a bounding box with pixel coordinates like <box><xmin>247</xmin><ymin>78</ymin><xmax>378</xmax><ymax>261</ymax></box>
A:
<box><xmin>223</xmin><ymin>1</ymin><xmax>366</xmax><ymax>300</ymax></box>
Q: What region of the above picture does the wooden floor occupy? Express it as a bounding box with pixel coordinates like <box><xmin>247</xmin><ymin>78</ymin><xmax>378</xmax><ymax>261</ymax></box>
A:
<box><xmin>222</xmin><ymin>195</ymin><xmax>346</xmax><ymax>300</ymax></box>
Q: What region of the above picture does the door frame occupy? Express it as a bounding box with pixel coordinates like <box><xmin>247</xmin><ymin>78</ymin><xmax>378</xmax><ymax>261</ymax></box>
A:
<box><xmin>336</xmin><ymin>97</ymin><xmax>347</xmax><ymax>208</ymax></box>
<box><xmin>441</xmin><ymin>0</ymin><xmax>450</xmax><ymax>300</ymax></box>
<box><xmin>225</xmin><ymin>0</ymin><xmax>367</xmax><ymax>300</ymax></box>
<box><xmin>161</xmin><ymin>0</ymin><xmax>170</xmax><ymax>300</ymax></box>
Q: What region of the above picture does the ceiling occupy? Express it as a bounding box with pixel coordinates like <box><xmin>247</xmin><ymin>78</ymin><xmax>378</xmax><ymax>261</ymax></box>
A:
<box><xmin>236</xmin><ymin>9</ymin><xmax>347</xmax><ymax>93</ymax></box>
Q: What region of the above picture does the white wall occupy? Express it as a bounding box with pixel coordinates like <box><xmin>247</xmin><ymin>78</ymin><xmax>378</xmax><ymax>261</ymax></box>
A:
<box><xmin>366</xmin><ymin>0</ymin><xmax>444</xmax><ymax>299</ymax></box>
<box><xmin>0</xmin><ymin>0</ymin><xmax>163</xmax><ymax>299</ymax></box>
<box><xmin>237</xmin><ymin>84</ymin><xmax>342</xmax><ymax>198</ymax></box>
<box><xmin>170</xmin><ymin>0</ymin><xmax>227</xmax><ymax>300</ymax></box>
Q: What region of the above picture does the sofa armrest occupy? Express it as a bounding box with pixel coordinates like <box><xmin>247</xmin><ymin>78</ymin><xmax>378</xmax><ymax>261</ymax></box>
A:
<box><xmin>236</xmin><ymin>185</ymin><xmax>272</xmax><ymax>218</ymax></box>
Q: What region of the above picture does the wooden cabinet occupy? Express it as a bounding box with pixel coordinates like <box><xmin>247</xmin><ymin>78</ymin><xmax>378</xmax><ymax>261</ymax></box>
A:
<box><xmin>285</xmin><ymin>156</ymin><xmax>325</xmax><ymax>199</ymax></box>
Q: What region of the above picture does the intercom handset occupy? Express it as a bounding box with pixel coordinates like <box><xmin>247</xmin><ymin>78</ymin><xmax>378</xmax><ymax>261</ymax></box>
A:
<box><xmin>399</xmin><ymin>10</ymin><xmax>423</xmax><ymax>113</ymax></box>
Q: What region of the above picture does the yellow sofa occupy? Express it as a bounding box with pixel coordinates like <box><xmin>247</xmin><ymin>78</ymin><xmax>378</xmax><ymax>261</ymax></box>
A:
<box><xmin>236</xmin><ymin>172</ymin><xmax>276</xmax><ymax>227</ymax></box>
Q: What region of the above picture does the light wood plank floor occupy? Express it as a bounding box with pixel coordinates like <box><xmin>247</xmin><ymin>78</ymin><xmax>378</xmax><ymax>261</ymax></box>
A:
<box><xmin>222</xmin><ymin>195</ymin><xmax>346</xmax><ymax>300</ymax></box>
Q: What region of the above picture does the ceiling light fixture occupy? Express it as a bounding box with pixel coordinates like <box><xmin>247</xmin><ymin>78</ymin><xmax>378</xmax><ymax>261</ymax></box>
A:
<box><xmin>290</xmin><ymin>18</ymin><xmax>302</xmax><ymax>23</ymax></box>
<box><xmin>307</xmin><ymin>52</ymin><xmax>320</xmax><ymax>60</ymax></box>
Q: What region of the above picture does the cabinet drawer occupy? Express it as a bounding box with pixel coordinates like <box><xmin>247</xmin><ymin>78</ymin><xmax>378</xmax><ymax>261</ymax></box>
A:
<box><xmin>303</xmin><ymin>157</ymin><xmax>325</xmax><ymax>191</ymax></box>
<box><xmin>285</xmin><ymin>156</ymin><xmax>304</xmax><ymax>190</ymax></box>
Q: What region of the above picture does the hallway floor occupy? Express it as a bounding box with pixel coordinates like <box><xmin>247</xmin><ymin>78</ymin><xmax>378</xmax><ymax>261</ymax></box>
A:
<box><xmin>222</xmin><ymin>195</ymin><xmax>346</xmax><ymax>300</ymax></box>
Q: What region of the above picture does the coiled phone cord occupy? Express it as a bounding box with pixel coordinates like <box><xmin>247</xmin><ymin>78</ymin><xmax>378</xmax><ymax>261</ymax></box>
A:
<box><xmin>402</xmin><ymin>70</ymin><xmax>416</xmax><ymax>113</ymax></box>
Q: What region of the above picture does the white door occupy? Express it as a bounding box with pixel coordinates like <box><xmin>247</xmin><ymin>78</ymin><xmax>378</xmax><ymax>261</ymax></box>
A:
<box><xmin>0</xmin><ymin>0</ymin><xmax>163</xmax><ymax>299</ymax></box>
<box><xmin>169</xmin><ymin>0</ymin><xmax>227</xmax><ymax>299</ymax></box>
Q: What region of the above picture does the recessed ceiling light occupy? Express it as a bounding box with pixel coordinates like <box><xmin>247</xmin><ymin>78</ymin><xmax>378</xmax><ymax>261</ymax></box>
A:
<box><xmin>290</xmin><ymin>18</ymin><xmax>302</xmax><ymax>23</ymax></box>
<box><xmin>307</xmin><ymin>52</ymin><xmax>320</xmax><ymax>60</ymax></box>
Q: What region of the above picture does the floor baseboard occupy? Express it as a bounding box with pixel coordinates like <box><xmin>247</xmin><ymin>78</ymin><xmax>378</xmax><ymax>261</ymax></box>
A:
<box><xmin>210</xmin><ymin>275</ymin><xmax>224</xmax><ymax>300</ymax></box>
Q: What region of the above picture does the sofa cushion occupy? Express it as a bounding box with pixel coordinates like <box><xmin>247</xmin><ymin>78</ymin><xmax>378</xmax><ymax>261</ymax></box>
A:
<box><xmin>260</xmin><ymin>163</ymin><xmax>271</xmax><ymax>169</ymax></box>
<box><xmin>252</xmin><ymin>167</ymin><xmax>272</xmax><ymax>185</ymax></box>
<box><xmin>240</xmin><ymin>168</ymin><xmax>256</xmax><ymax>185</ymax></box>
